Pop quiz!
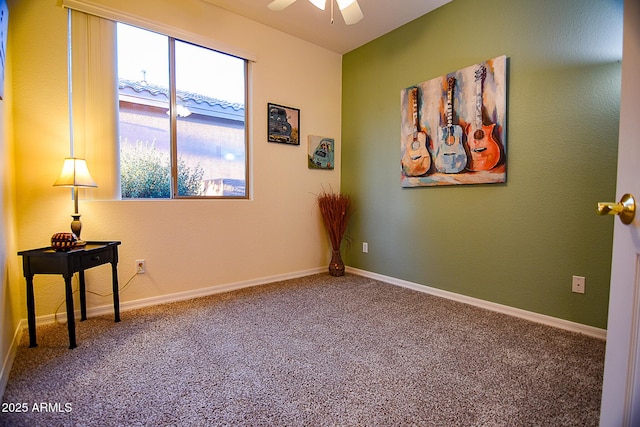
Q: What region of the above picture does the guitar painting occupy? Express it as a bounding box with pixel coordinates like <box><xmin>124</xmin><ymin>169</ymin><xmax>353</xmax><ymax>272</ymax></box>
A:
<box><xmin>399</xmin><ymin>55</ymin><xmax>507</xmax><ymax>188</ymax></box>
<box><xmin>466</xmin><ymin>65</ymin><xmax>502</xmax><ymax>171</ymax></box>
<box><xmin>401</xmin><ymin>87</ymin><xmax>431</xmax><ymax>176</ymax></box>
<box><xmin>433</xmin><ymin>77</ymin><xmax>467</xmax><ymax>174</ymax></box>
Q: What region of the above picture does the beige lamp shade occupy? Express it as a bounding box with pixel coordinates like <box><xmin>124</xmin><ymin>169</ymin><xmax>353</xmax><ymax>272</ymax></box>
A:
<box><xmin>53</xmin><ymin>158</ymin><xmax>97</xmax><ymax>188</ymax></box>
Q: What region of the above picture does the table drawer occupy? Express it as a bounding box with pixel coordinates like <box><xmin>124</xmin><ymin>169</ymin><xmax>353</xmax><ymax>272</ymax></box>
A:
<box><xmin>79</xmin><ymin>249</ymin><xmax>113</xmax><ymax>270</ymax></box>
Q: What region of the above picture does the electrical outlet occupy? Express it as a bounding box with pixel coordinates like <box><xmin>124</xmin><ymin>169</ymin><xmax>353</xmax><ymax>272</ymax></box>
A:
<box><xmin>362</xmin><ymin>242</ymin><xmax>368</xmax><ymax>253</ymax></box>
<box><xmin>136</xmin><ymin>259</ymin><xmax>146</xmax><ymax>274</ymax></box>
<box><xmin>572</xmin><ymin>275</ymin><xmax>585</xmax><ymax>294</ymax></box>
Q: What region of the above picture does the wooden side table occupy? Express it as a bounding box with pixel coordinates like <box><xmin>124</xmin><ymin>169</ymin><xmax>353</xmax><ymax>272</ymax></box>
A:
<box><xmin>18</xmin><ymin>241</ymin><xmax>121</xmax><ymax>349</ymax></box>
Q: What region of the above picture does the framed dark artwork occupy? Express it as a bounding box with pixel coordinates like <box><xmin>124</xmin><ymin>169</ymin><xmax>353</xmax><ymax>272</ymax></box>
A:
<box><xmin>308</xmin><ymin>135</ymin><xmax>334</xmax><ymax>170</ymax></box>
<box><xmin>0</xmin><ymin>0</ymin><xmax>8</xmax><ymax>100</ymax></box>
<box><xmin>400</xmin><ymin>55</ymin><xmax>507</xmax><ymax>187</ymax></box>
<box><xmin>268</xmin><ymin>103</ymin><xmax>300</xmax><ymax>145</ymax></box>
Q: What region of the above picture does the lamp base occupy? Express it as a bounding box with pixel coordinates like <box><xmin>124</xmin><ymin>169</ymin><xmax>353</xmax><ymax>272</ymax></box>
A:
<box><xmin>70</xmin><ymin>214</ymin><xmax>82</xmax><ymax>240</ymax></box>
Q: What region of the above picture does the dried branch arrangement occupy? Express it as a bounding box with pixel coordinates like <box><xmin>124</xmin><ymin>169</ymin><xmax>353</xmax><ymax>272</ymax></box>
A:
<box><xmin>317</xmin><ymin>190</ymin><xmax>352</xmax><ymax>251</ymax></box>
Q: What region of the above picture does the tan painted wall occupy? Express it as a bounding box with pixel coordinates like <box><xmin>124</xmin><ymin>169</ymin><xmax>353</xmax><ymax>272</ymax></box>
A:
<box><xmin>9</xmin><ymin>0</ymin><xmax>342</xmax><ymax>319</ymax></box>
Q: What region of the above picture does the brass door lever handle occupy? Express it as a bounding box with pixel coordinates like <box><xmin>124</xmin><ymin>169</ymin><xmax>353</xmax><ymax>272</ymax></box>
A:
<box><xmin>597</xmin><ymin>193</ymin><xmax>636</xmax><ymax>225</ymax></box>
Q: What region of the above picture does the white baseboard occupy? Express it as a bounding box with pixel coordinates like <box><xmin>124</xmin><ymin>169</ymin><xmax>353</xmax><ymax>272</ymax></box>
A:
<box><xmin>347</xmin><ymin>267</ymin><xmax>607</xmax><ymax>340</ymax></box>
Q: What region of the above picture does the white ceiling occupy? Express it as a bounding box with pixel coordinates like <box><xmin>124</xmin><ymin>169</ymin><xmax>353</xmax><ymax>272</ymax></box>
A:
<box><xmin>199</xmin><ymin>0</ymin><xmax>452</xmax><ymax>54</ymax></box>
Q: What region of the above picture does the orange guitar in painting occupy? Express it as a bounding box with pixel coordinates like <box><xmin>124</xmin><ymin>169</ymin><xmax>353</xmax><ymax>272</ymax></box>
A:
<box><xmin>402</xmin><ymin>87</ymin><xmax>431</xmax><ymax>176</ymax></box>
<box><xmin>466</xmin><ymin>65</ymin><xmax>501</xmax><ymax>171</ymax></box>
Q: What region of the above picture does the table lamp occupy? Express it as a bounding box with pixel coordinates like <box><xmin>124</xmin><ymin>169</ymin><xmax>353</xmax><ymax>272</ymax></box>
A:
<box><xmin>54</xmin><ymin>157</ymin><xmax>97</xmax><ymax>240</ymax></box>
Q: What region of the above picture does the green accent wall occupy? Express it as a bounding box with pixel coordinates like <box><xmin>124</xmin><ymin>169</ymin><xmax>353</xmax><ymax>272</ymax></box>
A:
<box><xmin>341</xmin><ymin>0</ymin><xmax>622</xmax><ymax>329</ymax></box>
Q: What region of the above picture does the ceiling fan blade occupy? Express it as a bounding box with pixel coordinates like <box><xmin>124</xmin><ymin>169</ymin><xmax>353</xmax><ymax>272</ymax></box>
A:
<box><xmin>267</xmin><ymin>0</ymin><xmax>297</xmax><ymax>11</ymax></box>
<box><xmin>337</xmin><ymin>0</ymin><xmax>363</xmax><ymax>25</ymax></box>
<box><xmin>309</xmin><ymin>0</ymin><xmax>326</xmax><ymax>10</ymax></box>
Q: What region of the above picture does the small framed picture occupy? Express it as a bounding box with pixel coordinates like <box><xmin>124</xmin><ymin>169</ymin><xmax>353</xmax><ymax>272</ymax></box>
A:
<box><xmin>308</xmin><ymin>135</ymin><xmax>334</xmax><ymax>170</ymax></box>
<box><xmin>268</xmin><ymin>103</ymin><xmax>300</xmax><ymax>145</ymax></box>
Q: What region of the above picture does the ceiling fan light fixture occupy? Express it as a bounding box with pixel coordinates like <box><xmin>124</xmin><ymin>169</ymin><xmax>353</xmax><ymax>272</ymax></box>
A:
<box><xmin>309</xmin><ymin>0</ymin><xmax>326</xmax><ymax>10</ymax></box>
<box><xmin>268</xmin><ymin>0</ymin><xmax>363</xmax><ymax>26</ymax></box>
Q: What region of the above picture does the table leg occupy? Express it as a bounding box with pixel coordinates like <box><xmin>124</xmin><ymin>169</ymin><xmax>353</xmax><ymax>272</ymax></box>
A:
<box><xmin>79</xmin><ymin>270</ymin><xmax>87</xmax><ymax>321</ymax></box>
<box><xmin>64</xmin><ymin>276</ymin><xmax>77</xmax><ymax>349</ymax></box>
<box><xmin>25</xmin><ymin>275</ymin><xmax>37</xmax><ymax>348</ymax></box>
<box><xmin>111</xmin><ymin>262</ymin><xmax>120</xmax><ymax>322</ymax></box>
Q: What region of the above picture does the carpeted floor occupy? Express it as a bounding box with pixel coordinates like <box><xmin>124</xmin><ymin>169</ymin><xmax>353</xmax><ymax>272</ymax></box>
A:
<box><xmin>1</xmin><ymin>273</ymin><xmax>605</xmax><ymax>426</ymax></box>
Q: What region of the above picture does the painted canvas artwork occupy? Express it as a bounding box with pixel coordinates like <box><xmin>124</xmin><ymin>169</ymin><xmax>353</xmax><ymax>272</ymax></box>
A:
<box><xmin>400</xmin><ymin>55</ymin><xmax>507</xmax><ymax>187</ymax></box>
<box><xmin>308</xmin><ymin>135</ymin><xmax>334</xmax><ymax>170</ymax></box>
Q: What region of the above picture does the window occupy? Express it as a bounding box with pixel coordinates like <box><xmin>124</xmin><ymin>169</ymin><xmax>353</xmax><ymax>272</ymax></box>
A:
<box><xmin>117</xmin><ymin>23</ymin><xmax>248</xmax><ymax>199</ymax></box>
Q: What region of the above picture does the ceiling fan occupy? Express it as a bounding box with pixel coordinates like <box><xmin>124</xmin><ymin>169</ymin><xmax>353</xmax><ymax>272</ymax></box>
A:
<box><xmin>267</xmin><ymin>0</ymin><xmax>364</xmax><ymax>25</ymax></box>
